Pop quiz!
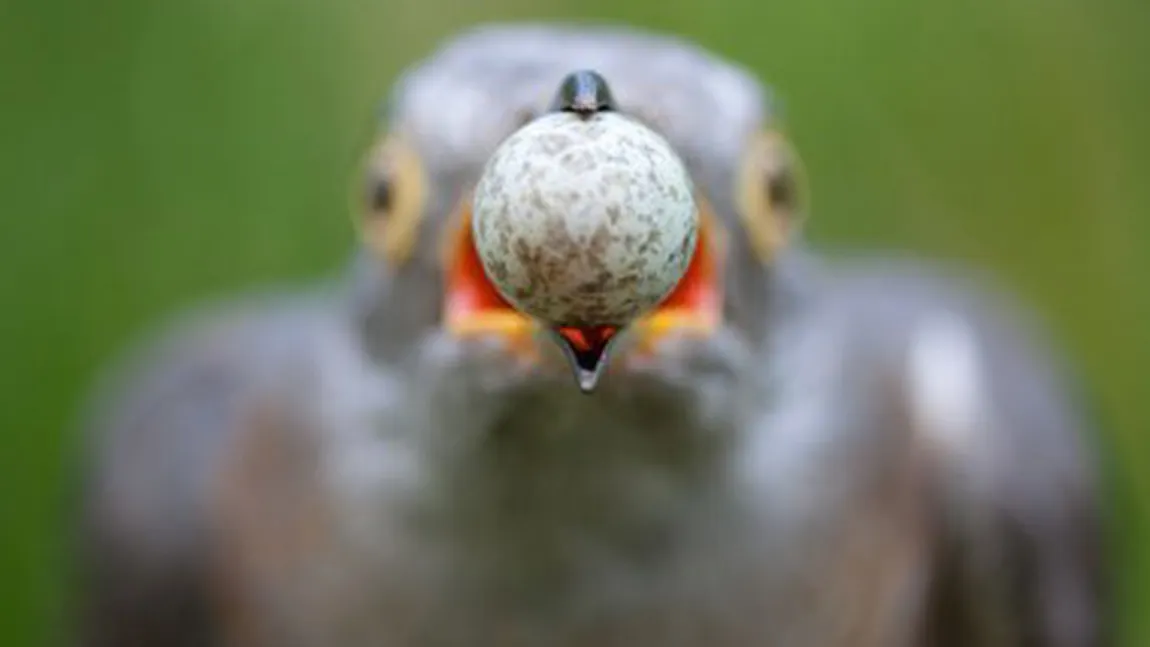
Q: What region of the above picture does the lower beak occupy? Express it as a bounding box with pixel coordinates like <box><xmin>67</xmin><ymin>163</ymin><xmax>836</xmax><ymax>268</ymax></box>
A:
<box><xmin>441</xmin><ymin>200</ymin><xmax>723</xmax><ymax>393</ymax></box>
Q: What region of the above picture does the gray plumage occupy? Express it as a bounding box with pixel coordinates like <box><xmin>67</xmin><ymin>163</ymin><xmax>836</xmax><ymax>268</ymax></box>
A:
<box><xmin>73</xmin><ymin>22</ymin><xmax>1105</xmax><ymax>647</ymax></box>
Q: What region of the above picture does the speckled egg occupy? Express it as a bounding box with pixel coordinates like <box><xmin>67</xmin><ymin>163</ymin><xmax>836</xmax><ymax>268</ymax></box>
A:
<box><xmin>471</xmin><ymin>111</ymin><xmax>698</xmax><ymax>327</ymax></box>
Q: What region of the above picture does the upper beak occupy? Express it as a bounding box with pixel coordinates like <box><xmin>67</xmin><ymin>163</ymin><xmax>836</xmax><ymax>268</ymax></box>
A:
<box><xmin>442</xmin><ymin>199</ymin><xmax>724</xmax><ymax>393</ymax></box>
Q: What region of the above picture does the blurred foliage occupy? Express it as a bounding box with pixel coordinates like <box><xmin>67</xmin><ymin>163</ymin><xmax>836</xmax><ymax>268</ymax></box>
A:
<box><xmin>1</xmin><ymin>0</ymin><xmax>1147</xmax><ymax>644</ymax></box>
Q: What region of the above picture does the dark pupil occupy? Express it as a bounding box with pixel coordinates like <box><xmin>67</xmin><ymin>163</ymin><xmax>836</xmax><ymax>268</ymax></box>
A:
<box><xmin>371</xmin><ymin>178</ymin><xmax>393</xmax><ymax>213</ymax></box>
<box><xmin>766</xmin><ymin>170</ymin><xmax>795</xmax><ymax>212</ymax></box>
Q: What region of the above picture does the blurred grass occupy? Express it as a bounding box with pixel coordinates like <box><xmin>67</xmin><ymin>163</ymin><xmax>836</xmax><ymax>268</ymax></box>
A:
<box><xmin>0</xmin><ymin>0</ymin><xmax>1146</xmax><ymax>645</ymax></box>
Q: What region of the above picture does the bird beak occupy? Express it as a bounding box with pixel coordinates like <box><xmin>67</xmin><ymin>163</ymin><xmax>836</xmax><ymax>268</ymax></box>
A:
<box><xmin>441</xmin><ymin>198</ymin><xmax>724</xmax><ymax>393</ymax></box>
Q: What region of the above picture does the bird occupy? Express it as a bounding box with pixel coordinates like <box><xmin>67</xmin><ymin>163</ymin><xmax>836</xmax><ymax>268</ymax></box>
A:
<box><xmin>71</xmin><ymin>22</ymin><xmax>1106</xmax><ymax>647</ymax></box>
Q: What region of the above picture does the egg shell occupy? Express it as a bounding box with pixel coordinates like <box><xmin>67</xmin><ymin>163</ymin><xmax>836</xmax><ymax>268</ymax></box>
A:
<box><xmin>471</xmin><ymin>111</ymin><xmax>698</xmax><ymax>327</ymax></box>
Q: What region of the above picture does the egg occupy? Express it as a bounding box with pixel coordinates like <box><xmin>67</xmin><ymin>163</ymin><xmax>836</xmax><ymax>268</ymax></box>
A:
<box><xmin>471</xmin><ymin>111</ymin><xmax>698</xmax><ymax>327</ymax></box>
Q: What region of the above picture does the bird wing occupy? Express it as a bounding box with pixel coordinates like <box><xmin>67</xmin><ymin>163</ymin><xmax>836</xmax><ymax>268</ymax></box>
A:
<box><xmin>71</xmin><ymin>289</ymin><xmax>336</xmax><ymax>647</ymax></box>
<box><xmin>820</xmin><ymin>256</ymin><xmax>1107</xmax><ymax>647</ymax></box>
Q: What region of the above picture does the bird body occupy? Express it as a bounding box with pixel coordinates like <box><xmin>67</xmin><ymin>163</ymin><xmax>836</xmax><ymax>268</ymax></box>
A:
<box><xmin>74</xmin><ymin>23</ymin><xmax>1104</xmax><ymax>647</ymax></box>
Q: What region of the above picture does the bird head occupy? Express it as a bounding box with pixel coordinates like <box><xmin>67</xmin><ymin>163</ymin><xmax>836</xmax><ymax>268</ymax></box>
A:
<box><xmin>352</xmin><ymin>25</ymin><xmax>807</xmax><ymax>395</ymax></box>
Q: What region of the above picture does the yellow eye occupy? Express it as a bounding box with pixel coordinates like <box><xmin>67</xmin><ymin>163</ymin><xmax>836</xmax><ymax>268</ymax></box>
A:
<box><xmin>353</xmin><ymin>133</ymin><xmax>428</xmax><ymax>266</ymax></box>
<box><xmin>734</xmin><ymin>130</ymin><xmax>808</xmax><ymax>262</ymax></box>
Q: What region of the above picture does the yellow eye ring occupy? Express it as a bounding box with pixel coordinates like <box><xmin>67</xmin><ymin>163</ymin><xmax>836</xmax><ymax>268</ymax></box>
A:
<box><xmin>352</xmin><ymin>133</ymin><xmax>429</xmax><ymax>266</ymax></box>
<box><xmin>734</xmin><ymin>129</ymin><xmax>809</xmax><ymax>262</ymax></box>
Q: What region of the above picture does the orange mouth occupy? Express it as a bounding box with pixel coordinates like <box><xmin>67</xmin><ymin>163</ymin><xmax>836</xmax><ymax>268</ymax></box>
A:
<box><xmin>442</xmin><ymin>198</ymin><xmax>724</xmax><ymax>390</ymax></box>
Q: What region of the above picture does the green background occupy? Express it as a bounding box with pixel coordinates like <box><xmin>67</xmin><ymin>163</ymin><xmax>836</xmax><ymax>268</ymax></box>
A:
<box><xmin>2</xmin><ymin>0</ymin><xmax>1146</xmax><ymax>644</ymax></box>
